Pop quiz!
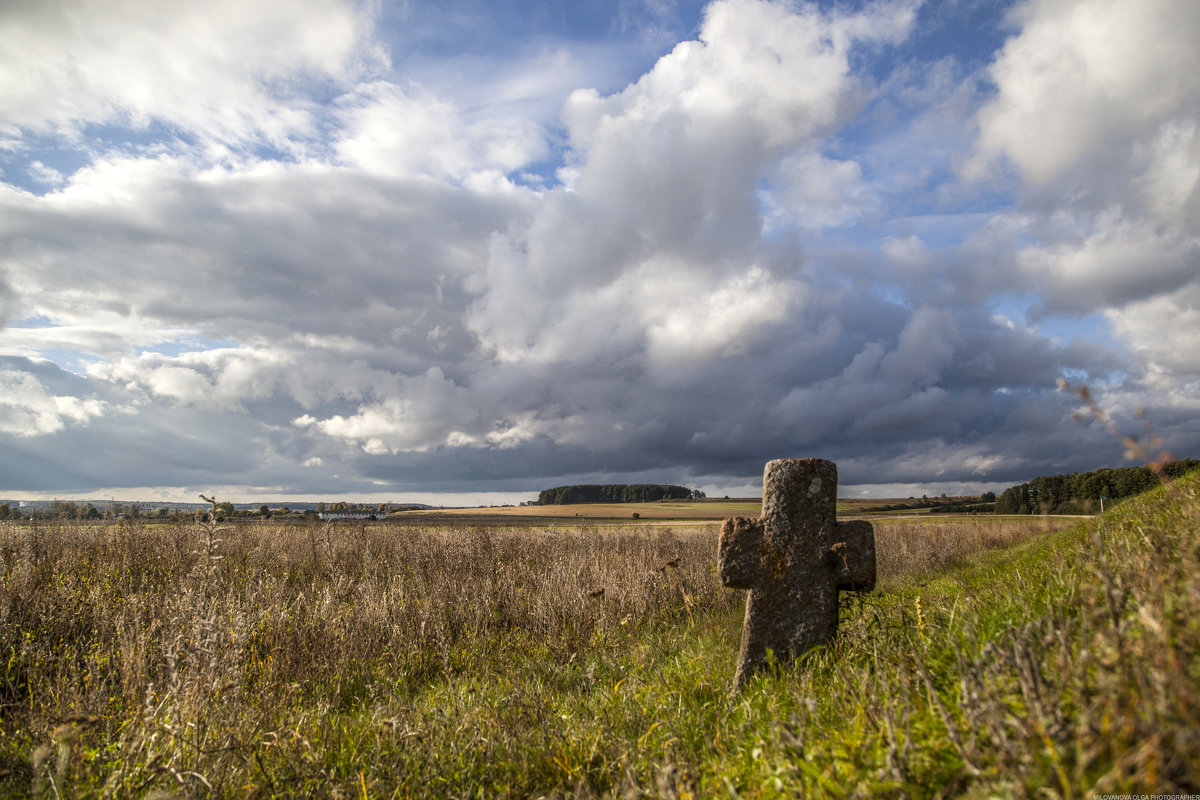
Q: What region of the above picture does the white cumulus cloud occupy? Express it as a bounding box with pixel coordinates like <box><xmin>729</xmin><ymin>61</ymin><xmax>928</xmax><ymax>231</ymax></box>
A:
<box><xmin>0</xmin><ymin>369</ymin><xmax>107</xmax><ymax>436</ymax></box>
<box><xmin>0</xmin><ymin>0</ymin><xmax>384</xmax><ymax>149</ymax></box>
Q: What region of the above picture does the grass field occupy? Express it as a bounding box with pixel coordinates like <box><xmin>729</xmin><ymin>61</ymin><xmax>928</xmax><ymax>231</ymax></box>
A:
<box><xmin>2</xmin><ymin>474</ymin><xmax>1195</xmax><ymax>797</ymax></box>
<box><xmin>395</xmin><ymin>496</ymin><xmax>1022</xmax><ymax>527</ymax></box>
<box><xmin>395</xmin><ymin>499</ymin><xmax>761</xmax><ymax>527</ymax></box>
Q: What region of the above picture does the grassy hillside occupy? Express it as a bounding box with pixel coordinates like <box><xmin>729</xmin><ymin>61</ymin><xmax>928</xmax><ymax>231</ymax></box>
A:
<box><xmin>2</xmin><ymin>472</ymin><xmax>1196</xmax><ymax>797</ymax></box>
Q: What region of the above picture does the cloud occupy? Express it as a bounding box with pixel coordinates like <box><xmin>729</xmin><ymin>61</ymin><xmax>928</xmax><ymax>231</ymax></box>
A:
<box><xmin>769</xmin><ymin>307</ymin><xmax>967</xmax><ymax>446</ymax></box>
<box><xmin>26</xmin><ymin>161</ymin><xmax>64</xmax><ymax>187</ymax></box>
<box><xmin>470</xmin><ymin>0</ymin><xmax>919</xmax><ymax>361</ymax></box>
<box><xmin>0</xmin><ymin>273</ymin><xmax>14</xmax><ymax>329</ymax></box>
<box><xmin>645</xmin><ymin>265</ymin><xmax>801</xmax><ymax>364</ymax></box>
<box><xmin>0</xmin><ymin>0</ymin><xmax>384</xmax><ymax>150</ymax></box>
<box><xmin>334</xmin><ymin>81</ymin><xmax>549</xmax><ymax>183</ymax></box>
<box><xmin>0</xmin><ymin>154</ymin><xmax>524</xmax><ymax>355</ymax></box>
<box><xmin>967</xmin><ymin>0</ymin><xmax>1200</xmax><ymax>264</ymax></box>
<box><xmin>306</xmin><ymin>367</ymin><xmax>479</xmax><ymax>455</ymax></box>
<box><xmin>971</xmin><ymin>0</ymin><xmax>1200</xmax><ymax>191</ymax></box>
<box><xmin>966</xmin><ymin>0</ymin><xmax>1200</xmax><ymax>408</ymax></box>
<box><xmin>761</xmin><ymin>151</ymin><xmax>872</xmax><ymax>229</ymax></box>
<box><xmin>2</xmin><ymin>0</ymin><xmax>1198</xmax><ymax>501</ymax></box>
<box><xmin>0</xmin><ymin>367</ymin><xmax>107</xmax><ymax>436</ymax></box>
<box><xmin>1106</xmin><ymin>284</ymin><xmax>1200</xmax><ymax>380</ymax></box>
<box><xmin>1016</xmin><ymin>213</ymin><xmax>1200</xmax><ymax>313</ymax></box>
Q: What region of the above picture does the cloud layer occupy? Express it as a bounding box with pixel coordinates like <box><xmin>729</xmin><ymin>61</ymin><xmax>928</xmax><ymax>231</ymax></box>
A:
<box><xmin>1</xmin><ymin>0</ymin><xmax>1197</xmax><ymax>501</ymax></box>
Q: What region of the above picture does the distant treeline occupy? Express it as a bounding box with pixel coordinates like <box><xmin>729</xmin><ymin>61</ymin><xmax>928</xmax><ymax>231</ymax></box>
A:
<box><xmin>5</xmin><ymin>499</ymin><xmax>428</xmax><ymax>521</ymax></box>
<box><xmin>929</xmin><ymin>502</ymin><xmax>996</xmax><ymax>514</ymax></box>
<box><xmin>995</xmin><ymin>459</ymin><xmax>1199</xmax><ymax>515</ymax></box>
<box><xmin>536</xmin><ymin>484</ymin><xmax>701</xmax><ymax>505</ymax></box>
<box><xmin>865</xmin><ymin>493</ymin><xmax>996</xmax><ymax>513</ymax></box>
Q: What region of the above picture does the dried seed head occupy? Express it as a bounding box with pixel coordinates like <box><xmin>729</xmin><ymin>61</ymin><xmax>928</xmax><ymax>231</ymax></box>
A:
<box><xmin>52</xmin><ymin>724</ymin><xmax>79</xmax><ymax>743</ymax></box>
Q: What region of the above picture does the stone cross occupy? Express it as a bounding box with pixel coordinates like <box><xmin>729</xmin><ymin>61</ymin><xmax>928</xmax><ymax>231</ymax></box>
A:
<box><xmin>718</xmin><ymin>458</ymin><xmax>876</xmax><ymax>691</ymax></box>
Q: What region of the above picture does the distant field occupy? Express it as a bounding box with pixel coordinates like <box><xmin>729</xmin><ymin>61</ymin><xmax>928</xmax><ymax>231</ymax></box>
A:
<box><xmin>394</xmin><ymin>496</ymin><xmax>1006</xmax><ymax>526</ymax></box>
<box><xmin>395</xmin><ymin>498</ymin><xmax>761</xmax><ymax>526</ymax></box>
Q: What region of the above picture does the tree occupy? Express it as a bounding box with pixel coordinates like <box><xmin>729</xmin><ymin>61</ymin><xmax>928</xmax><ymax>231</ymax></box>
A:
<box><xmin>259</xmin><ymin>504</ymin><xmax>271</xmax><ymax>518</ymax></box>
<box><xmin>537</xmin><ymin>483</ymin><xmax>695</xmax><ymax>505</ymax></box>
<box><xmin>992</xmin><ymin>459</ymin><xmax>1198</xmax><ymax>515</ymax></box>
<box><xmin>52</xmin><ymin>500</ymin><xmax>80</xmax><ymax>519</ymax></box>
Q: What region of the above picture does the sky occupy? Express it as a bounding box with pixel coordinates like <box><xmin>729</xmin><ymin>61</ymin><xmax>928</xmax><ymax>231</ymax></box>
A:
<box><xmin>1</xmin><ymin>0</ymin><xmax>1197</xmax><ymax>505</ymax></box>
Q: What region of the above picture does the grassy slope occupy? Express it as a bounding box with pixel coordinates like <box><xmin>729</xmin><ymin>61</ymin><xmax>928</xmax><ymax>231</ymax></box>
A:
<box><xmin>2</xmin><ymin>473</ymin><xmax>1197</xmax><ymax>798</ymax></box>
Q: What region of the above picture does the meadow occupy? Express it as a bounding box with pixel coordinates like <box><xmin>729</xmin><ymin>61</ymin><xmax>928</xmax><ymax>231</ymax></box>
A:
<box><xmin>1</xmin><ymin>478</ymin><xmax>1196</xmax><ymax>798</ymax></box>
<box><xmin>388</xmin><ymin>496</ymin><xmax>999</xmax><ymax>528</ymax></box>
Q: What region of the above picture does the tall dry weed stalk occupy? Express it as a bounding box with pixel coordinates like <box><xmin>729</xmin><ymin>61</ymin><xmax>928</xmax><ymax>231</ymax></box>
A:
<box><xmin>1058</xmin><ymin>378</ymin><xmax>1175</xmax><ymax>479</ymax></box>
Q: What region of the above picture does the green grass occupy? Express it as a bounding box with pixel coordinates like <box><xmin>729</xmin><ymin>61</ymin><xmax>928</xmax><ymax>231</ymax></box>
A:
<box><xmin>2</xmin><ymin>472</ymin><xmax>1197</xmax><ymax>797</ymax></box>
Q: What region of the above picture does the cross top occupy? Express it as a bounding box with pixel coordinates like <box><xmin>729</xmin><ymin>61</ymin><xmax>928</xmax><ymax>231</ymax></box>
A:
<box><xmin>718</xmin><ymin>458</ymin><xmax>876</xmax><ymax>690</ymax></box>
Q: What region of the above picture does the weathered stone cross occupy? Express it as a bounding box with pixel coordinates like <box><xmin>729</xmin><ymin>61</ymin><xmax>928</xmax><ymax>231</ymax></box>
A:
<box><xmin>718</xmin><ymin>458</ymin><xmax>876</xmax><ymax>691</ymax></box>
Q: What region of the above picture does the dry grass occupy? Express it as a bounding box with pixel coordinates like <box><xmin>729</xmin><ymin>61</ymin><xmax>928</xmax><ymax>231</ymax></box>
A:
<box><xmin>872</xmin><ymin>516</ymin><xmax>1077</xmax><ymax>580</ymax></box>
<box><xmin>1</xmin><ymin>484</ymin><xmax>1194</xmax><ymax>797</ymax></box>
<box><xmin>1</xmin><ymin>520</ymin><xmax>729</xmax><ymax>795</ymax></box>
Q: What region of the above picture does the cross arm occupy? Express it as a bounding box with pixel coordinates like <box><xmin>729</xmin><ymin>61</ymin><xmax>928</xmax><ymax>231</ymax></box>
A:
<box><xmin>828</xmin><ymin>519</ymin><xmax>876</xmax><ymax>592</ymax></box>
<box><xmin>718</xmin><ymin>516</ymin><xmax>764</xmax><ymax>590</ymax></box>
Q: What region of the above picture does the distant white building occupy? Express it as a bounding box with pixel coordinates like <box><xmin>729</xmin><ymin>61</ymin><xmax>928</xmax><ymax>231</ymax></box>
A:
<box><xmin>317</xmin><ymin>512</ymin><xmax>376</xmax><ymax>521</ymax></box>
